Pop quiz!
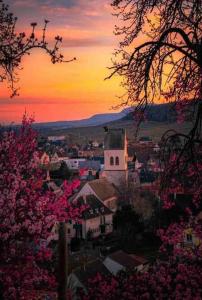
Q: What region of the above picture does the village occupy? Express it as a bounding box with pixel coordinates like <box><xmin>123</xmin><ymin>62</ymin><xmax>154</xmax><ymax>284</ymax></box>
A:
<box><xmin>0</xmin><ymin>0</ymin><xmax>201</xmax><ymax>298</ymax></box>
<box><xmin>36</xmin><ymin>127</ymin><xmax>197</xmax><ymax>297</ymax></box>
<box><xmin>39</xmin><ymin>127</ymin><xmax>161</xmax><ymax>238</ymax></box>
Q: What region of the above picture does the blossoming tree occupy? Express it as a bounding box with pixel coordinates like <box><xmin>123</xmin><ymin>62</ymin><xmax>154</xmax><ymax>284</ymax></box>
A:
<box><xmin>0</xmin><ymin>116</ymin><xmax>85</xmax><ymax>299</ymax></box>
<box><xmin>0</xmin><ymin>1</ymin><xmax>82</xmax><ymax>299</ymax></box>
<box><xmin>79</xmin><ymin>259</ymin><xmax>202</xmax><ymax>299</ymax></box>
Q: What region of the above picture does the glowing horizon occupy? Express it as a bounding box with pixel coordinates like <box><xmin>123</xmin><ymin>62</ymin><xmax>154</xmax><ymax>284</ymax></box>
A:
<box><xmin>0</xmin><ymin>0</ymin><xmax>125</xmax><ymax>123</ymax></box>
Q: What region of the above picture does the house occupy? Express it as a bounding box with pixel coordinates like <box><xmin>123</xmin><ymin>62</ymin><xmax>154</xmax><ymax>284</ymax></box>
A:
<box><xmin>92</xmin><ymin>141</ymin><xmax>99</xmax><ymax>148</ymax></box>
<box><xmin>42</xmin><ymin>180</ymin><xmax>77</xmax><ymax>244</ymax></box>
<box><xmin>50</xmin><ymin>151</ymin><xmax>69</xmax><ymax>163</ymax></box>
<box><xmin>67</xmin><ymin>252</ymin><xmax>148</xmax><ymax>299</ymax></box>
<box><xmin>78</xmin><ymin>150</ymin><xmax>85</xmax><ymax>157</ymax></box>
<box><xmin>74</xmin><ymin>178</ymin><xmax>119</xmax><ymax>212</ymax></box>
<box><xmin>153</xmin><ymin>143</ymin><xmax>160</xmax><ymax>152</ymax></box>
<box><xmin>147</xmin><ymin>155</ymin><xmax>163</xmax><ymax>173</ymax></box>
<box><xmin>78</xmin><ymin>149</ymin><xmax>94</xmax><ymax>158</ymax></box>
<box><xmin>174</xmin><ymin>223</ymin><xmax>201</xmax><ymax>253</ymax></box>
<box><xmin>39</xmin><ymin>152</ymin><xmax>50</xmax><ymax>166</ymax></box>
<box><xmin>48</xmin><ymin>135</ymin><xmax>66</xmax><ymax>142</ymax></box>
<box><xmin>77</xmin><ymin>194</ymin><xmax>113</xmax><ymax>239</ymax></box>
<box><xmin>78</xmin><ymin>160</ymin><xmax>101</xmax><ymax>180</ymax></box>
<box><xmin>181</xmin><ymin>227</ymin><xmax>201</xmax><ymax>249</ymax></box>
<box><xmin>67</xmin><ymin>259</ymin><xmax>110</xmax><ymax>300</ymax></box>
<box><xmin>176</xmin><ymin>210</ymin><xmax>202</xmax><ymax>251</ymax></box>
<box><xmin>49</xmin><ymin>220</ymin><xmax>77</xmax><ymax>244</ymax></box>
<box><xmin>103</xmin><ymin>250</ymin><xmax>148</xmax><ymax>275</ymax></box>
<box><xmin>51</xmin><ymin>152</ymin><xmax>60</xmax><ymax>163</ymax></box>
<box><xmin>51</xmin><ymin>194</ymin><xmax>113</xmax><ymax>243</ymax></box>
<box><xmin>66</xmin><ymin>158</ymin><xmax>86</xmax><ymax>170</ymax></box>
<box><xmin>38</xmin><ymin>152</ymin><xmax>51</xmax><ymax>180</ymax></box>
<box><xmin>57</xmin><ymin>151</ymin><xmax>69</xmax><ymax>162</ymax></box>
<box><xmin>103</xmin><ymin>128</ymin><xmax>128</xmax><ymax>186</ymax></box>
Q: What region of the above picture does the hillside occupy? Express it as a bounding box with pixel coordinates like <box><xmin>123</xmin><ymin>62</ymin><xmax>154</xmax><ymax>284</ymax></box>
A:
<box><xmin>33</xmin><ymin>103</ymin><xmax>175</xmax><ymax>130</ymax></box>
<box><xmin>33</xmin><ymin>102</ymin><xmax>192</xmax><ymax>143</ymax></box>
<box><xmin>39</xmin><ymin>119</ymin><xmax>192</xmax><ymax>144</ymax></box>
<box><xmin>33</xmin><ymin>111</ymin><xmax>127</xmax><ymax>129</ymax></box>
<box><xmin>122</xmin><ymin>103</ymin><xmax>175</xmax><ymax>122</ymax></box>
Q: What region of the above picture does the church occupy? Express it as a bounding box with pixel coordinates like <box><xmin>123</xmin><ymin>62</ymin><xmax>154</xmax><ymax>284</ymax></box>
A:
<box><xmin>102</xmin><ymin>128</ymin><xmax>128</xmax><ymax>187</ymax></box>
<box><xmin>68</xmin><ymin>127</ymin><xmax>128</xmax><ymax>240</ymax></box>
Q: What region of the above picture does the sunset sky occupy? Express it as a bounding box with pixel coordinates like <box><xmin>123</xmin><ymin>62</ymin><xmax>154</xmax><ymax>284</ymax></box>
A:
<box><xmin>0</xmin><ymin>0</ymin><xmax>125</xmax><ymax>124</ymax></box>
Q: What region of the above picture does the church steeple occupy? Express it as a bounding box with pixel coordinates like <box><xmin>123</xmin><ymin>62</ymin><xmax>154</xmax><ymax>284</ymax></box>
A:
<box><xmin>103</xmin><ymin>128</ymin><xmax>128</xmax><ymax>186</ymax></box>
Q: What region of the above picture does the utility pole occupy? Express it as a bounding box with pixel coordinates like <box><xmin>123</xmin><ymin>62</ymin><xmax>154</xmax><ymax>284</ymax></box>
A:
<box><xmin>58</xmin><ymin>222</ymin><xmax>68</xmax><ymax>300</ymax></box>
<box><xmin>158</xmin><ymin>196</ymin><xmax>161</xmax><ymax>230</ymax></box>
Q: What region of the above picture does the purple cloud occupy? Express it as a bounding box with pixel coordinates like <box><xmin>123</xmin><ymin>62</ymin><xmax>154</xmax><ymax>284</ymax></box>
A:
<box><xmin>5</xmin><ymin>0</ymin><xmax>115</xmax><ymax>47</ymax></box>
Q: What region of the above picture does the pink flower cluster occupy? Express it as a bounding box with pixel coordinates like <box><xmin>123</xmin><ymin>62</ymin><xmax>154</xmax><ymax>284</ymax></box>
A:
<box><xmin>80</xmin><ymin>259</ymin><xmax>202</xmax><ymax>299</ymax></box>
<box><xmin>0</xmin><ymin>116</ymin><xmax>84</xmax><ymax>299</ymax></box>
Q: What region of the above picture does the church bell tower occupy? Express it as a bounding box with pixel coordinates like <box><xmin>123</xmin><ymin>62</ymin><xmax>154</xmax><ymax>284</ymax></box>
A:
<box><xmin>103</xmin><ymin>128</ymin><xmax>128</xmax><ymax>187</ymax></box>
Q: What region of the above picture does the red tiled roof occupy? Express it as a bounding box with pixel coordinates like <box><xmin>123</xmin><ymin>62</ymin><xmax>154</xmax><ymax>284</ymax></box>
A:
<box><xmin>88</xmin><ymin>178</ymin><xmax>119</xmax><ymax>202</ymax></box>
<box><xmin>129</xmin><ymin>254</ymin><xmax>148</xmax><ymax>265</ymax></box>
<box><xmin>109</xmin><ymin>250</ymin><xmax>147</xmax><ymax>269</ymax></box>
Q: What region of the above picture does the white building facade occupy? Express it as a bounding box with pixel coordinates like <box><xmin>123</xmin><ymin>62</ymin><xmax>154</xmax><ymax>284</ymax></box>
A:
<box><xmin>103</xmin><ymin>128</ymin><xmax>128</xmax><ymax>187</ymax></box>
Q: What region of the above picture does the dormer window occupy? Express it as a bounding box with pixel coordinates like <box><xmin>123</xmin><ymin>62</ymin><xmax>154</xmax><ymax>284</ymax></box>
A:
<box><xmin>115</xmin><ymin>156</ymin><xmax>119</xmax><ymax>165</ymax></box>
<box><xmin>110</xmin><ymin>156</ymin><xmax>114</xmax><ymax>165</ymax></box>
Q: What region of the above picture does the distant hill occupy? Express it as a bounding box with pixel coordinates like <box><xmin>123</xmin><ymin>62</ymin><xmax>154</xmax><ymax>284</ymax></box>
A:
<box><xmin>31</xmin><ymin>102</ymin><xmax>191</xmax><ymax>143</ymax></box>
<box><xmin>33</xmin><ymin>111</ymin><xmax>127</xmax><ymax>130</ymax></box>
<box><xmin>122</xmin><ymin>103</ymin><xmax>175</xmax><ymax>123</ymax></box>
<box><xmin>33</xmin><ymin>103</ymin><xmax>174</xmax><ymax>130</ymax></box>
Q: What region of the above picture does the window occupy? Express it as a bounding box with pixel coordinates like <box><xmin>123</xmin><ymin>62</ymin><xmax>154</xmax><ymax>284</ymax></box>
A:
<box><xmin>115</xmin><ymin>156</ymin><xmax>119</xmax><ymax>165</ymax></box>
<box><xmin>100</xmin><ymin>215</ymin><xmax>105</xmax><ymax>224</ymax></box>
<box><xmin>186</xmin><ymin>234</ymin><xmax>192</xmax><ymax>242</ymax></box>
<box><xmin>110</xmin><ymin>156</ymin><xmax>114</xmax><ymax>165</ymax></box>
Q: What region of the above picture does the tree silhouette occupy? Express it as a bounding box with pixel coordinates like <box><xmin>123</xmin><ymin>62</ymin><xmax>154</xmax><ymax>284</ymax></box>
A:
<box><xmin>50</xmin><ymin>161</ymin><xmax>72</xmax><ymax>180</ymax></box>
<box><xmin>109</xmin><ymin>0</ymin><xmax>201</xmax><ymax>125</ymax></box>
<box><xmin>109</xmin><ymin>0</ymin><xmax>202</xmax><ymax>215</ymax></box>
<box><xmin>113</xmin><ymin>205</ymin><xmax>144</xmax><ymax>246</ymax></box>
<box><xmin>0</xmin><ymin>0</ymin><xmax>75</xmax><ymax>97</ymax></box>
